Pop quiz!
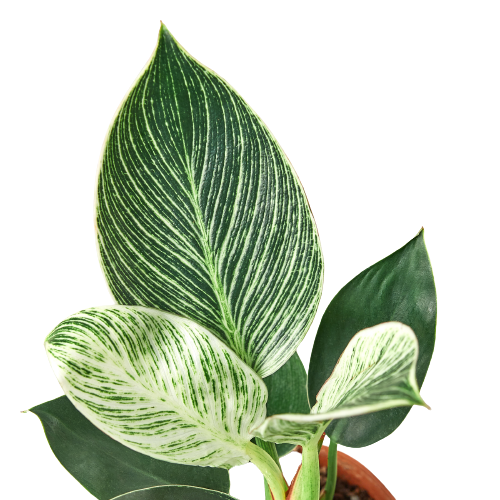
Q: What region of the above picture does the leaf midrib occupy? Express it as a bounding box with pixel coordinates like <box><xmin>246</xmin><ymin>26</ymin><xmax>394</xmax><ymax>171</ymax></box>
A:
<box><xmin>176</xmin><ymin>52</ymin><xmax>238</xmax><ymax>351</ymax></box>
<box><xmin>131</xmin><ymin>53</ymin><xmax>238</xmax><ymax>347</ymax></box>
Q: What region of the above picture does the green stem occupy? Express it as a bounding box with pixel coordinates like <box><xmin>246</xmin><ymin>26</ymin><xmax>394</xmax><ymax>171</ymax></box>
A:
<box><xmin>255</xmin><ymin>438</ymin><xmax>283</xmax><ymax>500</ymax></box>
<box><xmin>255</xmin><ymin>438</ymin><xmax>282</xmax><ymax>471</ymax></box>
<box><xmin>293</xmin><ymin>439</ymin><xmax>321</xmax><ymax>500</ymax></box>
<box><xmin>246</xmin><ymin>441</ymin><xmax>287</xmax><ymax>500</ymax></box>
<box><xmin>264</xmin><ymin>481</ymin><xmax>272</xmax><ymax>500</ymax></box>
<box><xmin>317</xmin><ymin>433</ymin><xmax>326</xmax><ymax>452</ymax></box>
<box><xmin>322</xmin><ymin>441</ymin><xmax>338</xmax><ymax>500</ymax></box>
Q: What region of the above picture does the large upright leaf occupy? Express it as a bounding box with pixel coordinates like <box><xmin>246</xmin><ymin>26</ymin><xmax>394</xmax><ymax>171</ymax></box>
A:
<box><xmin>308</xmin><ymin>230</ymin><xmax>436</xmax><ymax>447</ymax></box>
<box><xmin>253</xmin><ymin>323</ymin><xmax>427</xmax><ymax>446</ymax></box>
<box><xmin>31</xmin><ymin>396</ymin><xmax>230</xmax><ymax>500</ymax></box>
<box><xmin>96</xmin><ymin>24</ymin><xmax>323</xmax><ymax>378</ymax></box>
<box><xmin>45</xmin><ymin>306</ymin><xmax>267</xmax><ymax>468</ymax></box>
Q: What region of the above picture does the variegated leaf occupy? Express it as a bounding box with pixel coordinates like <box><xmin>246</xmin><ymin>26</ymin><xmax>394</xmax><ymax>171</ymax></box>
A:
<box><xmin>254</xmin><ymin>417</ymin><xmax>324</xmax><ymax>446</ymax></box>
<box><xmin>309</xmin><ymin>229</ymin><xmax>436</xmax><ymax>447</ymax></box>
<box><xmin>45</xmin><ymin>306</ymin><xmax>267</xmax><ymax>468</ymax></box>
<box><xmin>253</xmin><ymin>322</ymin><xmax>428</xmax><ymax>445</ymax></box>
<box><xmin>111</xmin><ymin>485</ymin><xmax>239</xmax><ymax>500</ymax></box>
<box><xmin>96</xmin><ymin>24</ymin><xmax>323</xmax><ymax>378</ymax></box>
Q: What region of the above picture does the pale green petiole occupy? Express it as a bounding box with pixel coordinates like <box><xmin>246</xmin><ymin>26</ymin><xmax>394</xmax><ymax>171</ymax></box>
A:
<box><xmin>289</xmin><ymin>428</ymin><xmax>326</xmax><ymax>500</ymax></box>
<box><xmin>299</xmin><ymin>439</ymin><xmax>321</xmax><ymax>500</ymax></box>
<box><xmin>255</xmin><ymin>438</ymin><xmax>282</xmax><ymax>500</ymax></box>
<box><xmin>245</xmin><ymin>441</ymin><xmax>288</xmax><ymax>500</ymax></box>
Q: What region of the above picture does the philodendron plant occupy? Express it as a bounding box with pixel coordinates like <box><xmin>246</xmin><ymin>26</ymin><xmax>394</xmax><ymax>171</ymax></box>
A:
<box><xmin>31</xmin><ymin>24</ymin><xmax>437</xmax><ymax>500</ymax></box>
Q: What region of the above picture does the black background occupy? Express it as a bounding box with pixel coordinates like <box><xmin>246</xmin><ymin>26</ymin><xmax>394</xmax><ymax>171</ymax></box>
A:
<box><xmin>23</xmin><ymin>12</ymin><xmax>442</xmax><ymax>499</ymax></box>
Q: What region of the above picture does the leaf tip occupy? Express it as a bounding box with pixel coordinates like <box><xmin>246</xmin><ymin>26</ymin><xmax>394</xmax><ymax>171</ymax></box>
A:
<box><xmin>158</xmin><ymin>21</ymin><xmax>176</xmax><ymax>44</ymax></box>
<box><xmin>417</xmin><ymin>226</ymin><xmax>424</xmax><ymax>237</ymax></box>
<box><xmin>414</xmin><ymin>392</ymin><xmax>431</xmax><ymax>410</ymax></box>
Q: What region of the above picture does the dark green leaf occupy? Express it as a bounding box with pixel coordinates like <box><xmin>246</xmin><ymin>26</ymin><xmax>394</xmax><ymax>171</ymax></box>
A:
<box><xmin>111</xmin><ymin>485</ymin><xmax>238</xmax><ymax>500</ymax></box>
<box><xmin>308</xmin><ymin>229</ymin><xmax>436</xmax><ymax>447</ymax></box>
<box><xmin>31</xmin><ymin>396</ymin><xmax>230</xmax><ymax>500</ymax></box>
<box><xmin>263</xmin><ymin>353</ymin><xmax>310</xmax><ymax>456</ymax></box>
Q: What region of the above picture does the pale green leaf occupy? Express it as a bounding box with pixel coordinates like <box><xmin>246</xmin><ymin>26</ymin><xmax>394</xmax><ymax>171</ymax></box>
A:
<box><xmin>252</xmin><ymin>322</ymin><xmax>428</xmax><ymax>445</ymax></box>
<box><xmin>96</xmin><ymin>24</ymin><xmax>323</xmax><ymax>378</ymax></box>
<box><xmin>254</xmin><ymin>416</ymin><xmax>324</xmax><ymax>446</ymax></box>
<box><xmin>45</xmin><ymin>306</ymin><xmax>267</xmax><ymax>468</ymax></box>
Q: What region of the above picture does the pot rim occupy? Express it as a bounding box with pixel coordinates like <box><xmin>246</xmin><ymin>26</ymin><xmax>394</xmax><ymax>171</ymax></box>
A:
<box><xmin>318</xmin><ymin>445</ymin><xmax>395</xmax><ymax>500</ymax></box>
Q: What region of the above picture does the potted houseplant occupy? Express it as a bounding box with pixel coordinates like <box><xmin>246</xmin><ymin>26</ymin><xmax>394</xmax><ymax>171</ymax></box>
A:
<box><xmin>30</xmin><ymin>24</ymin><xmax>436</xmax><ymax>500</ymax></box>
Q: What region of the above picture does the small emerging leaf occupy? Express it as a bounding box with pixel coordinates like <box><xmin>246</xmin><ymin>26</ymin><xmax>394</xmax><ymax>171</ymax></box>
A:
<box><xmin>313</xmin><ymin>322</ymin><xmax>426</xmax><ymax>414</ymax></box>
<box><xmin>45</xmin><ymin>306</ymin><xmax>267</xmax><ymax>468</ymax></box>
<box><xmin>253</xmin><ymin>322</ymin><xmax>427</xmax><ymax>445</ymax></box>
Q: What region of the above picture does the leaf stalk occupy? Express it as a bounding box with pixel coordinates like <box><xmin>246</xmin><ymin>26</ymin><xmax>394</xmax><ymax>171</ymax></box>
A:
<box><xmin>255</xmin><ymin>438</ymin><xmax>283</xmax><ymax>499</ymax></box>
<box><xmin>321</xmin><ymin>441</ymin><xmax>337</xmax><ymax>500</ymax></box>
<box><xmin>287</xmin><ymin>425</ymin><xmax>326</xmax><ymax>500</ymax></box>
<box><xmin>245</xmin><ymin>441</ymin><xmax>287</xmax><ymax>500</ymax></box>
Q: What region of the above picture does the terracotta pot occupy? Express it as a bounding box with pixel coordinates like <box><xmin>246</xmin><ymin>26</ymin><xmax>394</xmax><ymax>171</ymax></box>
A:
<box><xmin>318</xmin><ymin>445</ymin><xmax>395</xmax><ymax>500</ymax></box>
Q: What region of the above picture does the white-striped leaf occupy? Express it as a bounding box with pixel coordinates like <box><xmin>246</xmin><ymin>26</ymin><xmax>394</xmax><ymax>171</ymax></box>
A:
<box><xmin>45</xmin><ymin>306</ymin><xmax>267</xmax><ymax>468</ymax></box>
<box><xmin>96</xmin><ymin>24</ymin><xmax>323</xmax><ymax>378</ymax></box>
<box><xmin>253</xmin><ymin>322</ymin><xmax>428</xmax><ymax>445</ymax></box>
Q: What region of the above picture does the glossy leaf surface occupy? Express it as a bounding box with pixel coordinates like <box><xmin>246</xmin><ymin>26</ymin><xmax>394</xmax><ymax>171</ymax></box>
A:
<box><xmin>112</xmin><ymin>485</ymin><xmax>238</xmax><ymax>500</ymax></box>
<box><xmin>45</xmin><ymin>306</ymin><xmax>267</xmax><ymax>468</ymax></box>
<box><xmin>254</xmin><ymin>323</ymin><xmax>427</xmax><ymax>445</ymax></box>
<box><xmin>262</xmin><ymin>353</ymin><xmax>310</xmax><ymax>456</ymax></box>
<box><xmin>31</xmin><ymin>396</ymin><xmax>230</xmax><ymax>499</ymax></box>
<box><xmin>96</xmin><ymin>24</ymin><xmax>323</xmax><ymax>378</ymax></box>
<box><xmin>308</xmin><ymin>230</ymin><xmax>436</xmax><ymax>447</ymax></box>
